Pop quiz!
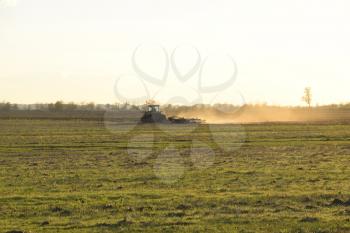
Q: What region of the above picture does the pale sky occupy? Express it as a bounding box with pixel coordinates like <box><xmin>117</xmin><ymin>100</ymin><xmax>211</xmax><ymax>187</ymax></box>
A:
<box><xmin>0</xmin><ymin>0</ymin><xmax>349</xmax><ymax>106</ymax></box>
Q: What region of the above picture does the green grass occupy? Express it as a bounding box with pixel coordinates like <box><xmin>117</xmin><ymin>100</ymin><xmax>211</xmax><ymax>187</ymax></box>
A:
<box><xmin>1</xmin><ymin>119</ymin><xmax>350</xmax><ymax>232</ymax></box>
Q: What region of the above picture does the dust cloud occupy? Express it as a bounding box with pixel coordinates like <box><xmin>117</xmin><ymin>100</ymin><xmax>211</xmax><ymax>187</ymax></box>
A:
<box><xmin>166</xmin><ymin>105</ymin><xmax>350</xmax><ymax>124</ymax></box>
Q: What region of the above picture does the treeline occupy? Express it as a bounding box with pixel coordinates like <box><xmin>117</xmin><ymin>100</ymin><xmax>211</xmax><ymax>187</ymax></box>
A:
<box><xmin>1</xmin><ymin>101</ymin><xmax>350</xmax><ymax>112</ymax></box>
<box><xmin>0</xmin><ymin>101</ymin><xmax>142</xmax><ymax>112</ymax></box>
<box><xmin>0</xmin><ymin>102</ymin><xmax>19</xmax><ymax>111</ymax></box>
<box><xmin>1</xmin><ymin>101</ymin><xmax>350</xmax><ymax>122</ymax></box>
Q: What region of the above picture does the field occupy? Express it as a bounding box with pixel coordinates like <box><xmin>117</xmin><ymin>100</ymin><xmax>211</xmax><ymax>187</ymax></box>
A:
<box><xmin>1</xmin><ymin>119</ymin><xmax>350</xmax><ymax>233</ymax></box>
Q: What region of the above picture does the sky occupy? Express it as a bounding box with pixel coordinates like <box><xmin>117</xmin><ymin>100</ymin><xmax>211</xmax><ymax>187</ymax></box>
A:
<box><xmin>0</xmin><ymin>0</ymin><xmax>349</xmax><ymax>106</ymax></box>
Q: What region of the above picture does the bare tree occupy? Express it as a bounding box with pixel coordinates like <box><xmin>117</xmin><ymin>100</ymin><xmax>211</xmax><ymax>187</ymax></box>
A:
<box><xmin>302</xmin><ymin>87</ymin><xmax>312</xmax><ymax>108</ymax></box>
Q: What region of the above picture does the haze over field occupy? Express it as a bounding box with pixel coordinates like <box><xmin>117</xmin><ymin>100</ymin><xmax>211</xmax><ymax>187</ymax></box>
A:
<box><xmin>1</xmin><ymin>0</ymin><xmax>350</xmax><ymax>106</ymax></box>
<box><xmin>171</xmin><ymin>106</ymin><xmax>350</xmax><ymax>123</ymax></box>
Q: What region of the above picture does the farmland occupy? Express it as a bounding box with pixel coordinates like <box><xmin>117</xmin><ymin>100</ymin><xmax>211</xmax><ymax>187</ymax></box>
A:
<box><xmin>1</xmin><ymin>119</ymin><xmax>350</xmax><ymax>232</ymax></box>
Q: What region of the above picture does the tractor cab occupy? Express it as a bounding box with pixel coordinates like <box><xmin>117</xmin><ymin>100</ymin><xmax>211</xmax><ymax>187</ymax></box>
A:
<box><xmin>147</xmin><ymin>105</ymin><xmax>160</xmax><ymax>113</ymax></box>
<box><xmin>140</xmin><ymin>104</ymin><xmax>167</xmax><ymax>123</ymax></box>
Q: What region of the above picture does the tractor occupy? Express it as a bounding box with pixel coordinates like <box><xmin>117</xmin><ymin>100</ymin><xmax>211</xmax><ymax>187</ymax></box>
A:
<box><xmin>140</xmin><ymin>104</ymin><xmax>203</xmax><ymax>124</ymax></box>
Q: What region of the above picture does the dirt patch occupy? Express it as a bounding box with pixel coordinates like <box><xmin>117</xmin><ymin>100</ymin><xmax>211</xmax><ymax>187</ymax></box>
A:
<box><xmin>329</xmin><ymin>198</ymin><xmax>350</xmax><ymax>207</ymax></box>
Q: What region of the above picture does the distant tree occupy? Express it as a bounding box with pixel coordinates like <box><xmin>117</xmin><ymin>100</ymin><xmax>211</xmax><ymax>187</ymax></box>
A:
<box><xmin>6</xmin><ymin>102</ymin><xmax>11</xmax><ymax>110</ymax></box>
<box><xmin>0</xmin><ymin>102</ymin><xmax>11</xmax><ymax>111</ymax></box>
<box><xmin>85</xmin><ymin>102</ymin><xmax>95</xmax><ymax>111</ymax></box>
<box><xmin>95</xmin><ymin>104</ymin><xmax>104</xmax><ymax>111</ymax></box>
<box><xmin>302</xmin><ymin>87</ymin><xmax>312</xmax><ymax>108</ymax></box>
<box><xmin>48</xmin><ymin>103</ymin><xmax>55</xmax><ymax>111</ymax></box>
<box><xmin>54</xmin><ymin>101</ymin><xmax>64</xmax><ymax>111</ymax></box>
<box><xmin>11</xmin><ymin>104</ymin><xmax>18</xmax><ymax>110</ymax></box>
<box><xmin>65</xmin><ymin>102</ymin><xmax>78</xmax><ymax>111</ymax></box>
<box><xmin>34</xmin><ymin>104</ymin><xmax>44</xmax><ymax>110</ymax></box>
<box><xmin>121</xmin><ymin>102</ymin><xmax>130</xmax><ymax>111</ymax></box>
<box><xmin>112</xmin><ymin>103</ymin><xmax>120</xmax><ymax>111</ymax></box>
